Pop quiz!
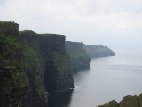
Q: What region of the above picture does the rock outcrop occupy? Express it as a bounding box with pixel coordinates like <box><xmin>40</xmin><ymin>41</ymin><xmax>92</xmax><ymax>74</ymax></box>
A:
<box><xmin>97</xmin><ymin>94</ymin><xmax>142</xmax><ymax>107</ymax></box>
<box><xmin>65</xmin><ymin>41</ymin><xmax>91</xmax><ymax>73</ymax></box>
<box><xmin>84</xmin><ymin>45</ymin><xmax>115</xmax><ymax>58</ymax></box>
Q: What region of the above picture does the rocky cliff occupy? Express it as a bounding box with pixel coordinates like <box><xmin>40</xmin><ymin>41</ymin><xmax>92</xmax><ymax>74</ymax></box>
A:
<box><xmin>98</xmin><ymin>94</ymin><xmax>142</xmax><ymax>107</ymax></box>
<box><xmin>0</xmin><ymin>21</ymin><xmax>26</xmax><ymax>107</ymax></box>
<box><xmin>84</xmin><ymin>45</ymin><xmax>115</xmax><ymax>58</ymax></box>
<box><xmin>20</xmin><ymin>31</ymin><xmax>74</xmax><ymax>92</ymax></box>
<box><xmin>0</xmin><ymin>21</ymin><xmax>74</xmax><ymax>107</ymax></box>
<box><xmin>0</xmin><ymin>21</ymin><xmax>47</xmax><ymax>107</ymax></box>
<box><xmin>65</xmin><ymin>41</ymin><xmax>91</xmax><ymax>73</ymax></box>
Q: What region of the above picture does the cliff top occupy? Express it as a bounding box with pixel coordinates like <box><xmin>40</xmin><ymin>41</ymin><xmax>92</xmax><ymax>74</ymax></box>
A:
<box><xmin>84</xmin><ymin>44</ymin><xmax>115</xmax><ymax>58</ymax></box>
<box><xmin>0</xmin><ymin>21</ymin><xmax>19</xmax><ymax>37</ymax></box>
<box><xmin>39</xmin><ymin>34</ymin><xmax>65</xmax><ymax>38</ymax></box>
<box><xmin>20</xmin><ymin>30</ymin><xmax>65</xmax><ymax>38</ymax></box>
<box><xmin>0</xmin><ymin>21</ymin><xmax>18</xmax><ymax>24</ymax></box>
<box><xmin>66</xmin><ymin>41</ymin><xmax>83</xmax><ymax>44</ymax></box>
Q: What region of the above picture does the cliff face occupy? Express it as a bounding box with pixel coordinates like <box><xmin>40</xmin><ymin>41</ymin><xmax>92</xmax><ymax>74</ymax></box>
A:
<box><xmin>98</xmin><ymin>94</ymin><xmax>142</xmax><ymax>107</ymax></box>
<box><xmin>0</xmin><ymin>21</ymin><xmax>27</xmax><ymax>107</ymax></box>
<box><xmin>20</xmin><ymin>31</ymin><xmax>74</xmax><ymax>92</ymax></box>
<box><xmin>0</xmin><ymin>21</ymin><xmax>75</xmax><ymax>107</ymax></box>
<box><xmin>0</xmin><ymin>22</ymin><xmax>47</xmax><ymax>107</ymax></box>
<box><xmin>84</xmin><ymin>45</ymin><xmax>115</xmax><ymax>58</ymax></box>
<box><xmin>65</xmin><ymin>41</ymin><xmax>91</xmax><ymax>73</ymax></box>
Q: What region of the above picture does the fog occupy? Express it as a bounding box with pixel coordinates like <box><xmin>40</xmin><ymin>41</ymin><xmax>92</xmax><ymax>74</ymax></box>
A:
<box><xmin>1</xmin><ymin>0</ymin><xmax>142</xmax><ymax>49</ymax></box>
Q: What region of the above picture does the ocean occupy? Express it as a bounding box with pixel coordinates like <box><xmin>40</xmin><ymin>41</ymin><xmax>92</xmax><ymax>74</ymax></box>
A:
<box><xmin>48</xmin><ymin>49</ymin><xmax>142</xmax><ymax>107</ymax></box>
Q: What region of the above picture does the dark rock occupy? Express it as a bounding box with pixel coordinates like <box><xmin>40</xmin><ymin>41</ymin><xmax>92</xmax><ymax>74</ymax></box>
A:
<box><xmin>48</xmin><ymin>90</ymin><xmax>73</xmax><ymax>107</ymax></box>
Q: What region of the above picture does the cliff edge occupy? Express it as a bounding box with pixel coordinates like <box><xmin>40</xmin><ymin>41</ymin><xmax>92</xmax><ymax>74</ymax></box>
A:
<box><xmin>84</xmin><ymin>45</ymin><xmax>115</xmax><ymax>58</ymax></box>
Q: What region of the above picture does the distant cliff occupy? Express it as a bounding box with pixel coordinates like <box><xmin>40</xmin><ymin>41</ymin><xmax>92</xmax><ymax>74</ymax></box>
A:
<box><xmin>98</xmin><ymin>94</ymin><xmax>142</xmax><ymax>107</ymax></box>
<box><xmin>84</xmin><ymin>45</ymin><xmax>115</xmax><ymax>58</ymax></box>
<box><xmin>20</xmin><ymin>30</ymin><xmax>74</xmax><ymax>92</ymax></box>
<box><xmin>65</xmin><ymin>41</ymin><xmax>91</xmax><ymax>73</ymax></box>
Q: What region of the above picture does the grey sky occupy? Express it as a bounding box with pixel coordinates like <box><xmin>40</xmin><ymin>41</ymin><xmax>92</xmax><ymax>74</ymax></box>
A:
<box><xmin>0</xmin><ymin>0</ymin><xmax>142</xmax><ymax>49</ymax></box>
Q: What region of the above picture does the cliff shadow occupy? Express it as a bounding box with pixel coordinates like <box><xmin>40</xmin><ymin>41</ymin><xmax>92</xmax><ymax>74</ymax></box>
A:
<box><xmin>47</xmin><ymin>90</ymin><xmax>74</xmax><ymax>107</ymax></box>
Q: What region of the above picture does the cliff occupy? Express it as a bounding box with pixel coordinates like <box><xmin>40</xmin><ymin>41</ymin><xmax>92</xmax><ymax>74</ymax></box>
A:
<box><xmin>20</xmin><ymin>31</ymin><xmax>74</xmax><ymax>92</ymax></box>
<box><xmin>0</xmin><ymin>21</ymin><xmax>47</xmax><ymax>107</ymax></box>
<box><xmin>0</xmin><ymin>21</ymin><xmax>19</xmax><ymax>37</ymax></box>
<box><xmin>0</xmin><ymin>21</ymin><xmax>75</xmax><ymax>107</ymax></box>
<box><xmin>84</xmin><ymin>45</ymin><xmax>115</xmax><ymax>58</ymax></box>
<box><xmin>65</xmin><ymin>41</ymin><xmax>91</xmax><ymax>73</ymax></box>
<box><xmin>98</xmin><ymin>94</ymin><xmax>142</xmax><ymax>107</ymax></box>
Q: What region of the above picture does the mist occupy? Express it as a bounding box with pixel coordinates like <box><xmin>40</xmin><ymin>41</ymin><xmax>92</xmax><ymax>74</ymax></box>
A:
<box><xmin>1</xmin><ymin>0</ymin><xmax>142</xmax><ymax>49</ymax></box>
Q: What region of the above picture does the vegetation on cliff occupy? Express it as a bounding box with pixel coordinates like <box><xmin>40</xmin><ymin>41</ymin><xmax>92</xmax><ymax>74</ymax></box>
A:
<box><xmin>0</xmin><ymin>21</ymin><xmax>19</xmax><ymax>37</ymax></box>
<box><xmin>20</xmin><ymin>30</ymin><xmax>74</xmax><ymax>92</ymax></box>
<box><xmin>22</xmin><ymin>47</ymin><xmax>47</xmax><ymax>107</ymax></box>
<box><xmin>98</xmin><ymin>94</ymin><xmax>142</xmax><ymax>107</ymax></box>
<box><xmin>0</xmin><ymin>34</ymin><xmax>29</xmax><ymax>107</ymax></box>
<box><xmin>0</xmin><ymin>21</ymin><xmax>47</xmax><ymax>107</ymax></box>
<box><xmin>65</xmin><ymin>41</ymin><xmax>91</xmax><ymax>73</ymax></box>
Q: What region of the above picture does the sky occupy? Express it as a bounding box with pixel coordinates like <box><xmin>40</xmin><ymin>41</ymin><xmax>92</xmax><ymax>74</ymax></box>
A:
<box><xmin>0</xmin><ymin>0</ymin><xmax>142</xmax><ymax>49</ymax></box>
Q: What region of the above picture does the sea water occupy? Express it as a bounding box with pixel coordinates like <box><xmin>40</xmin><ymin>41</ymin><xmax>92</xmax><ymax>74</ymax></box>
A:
<box><xmin>48</xmin><ymin>49</ymin><xmax>142</xmax><ymax>107</ymax></box>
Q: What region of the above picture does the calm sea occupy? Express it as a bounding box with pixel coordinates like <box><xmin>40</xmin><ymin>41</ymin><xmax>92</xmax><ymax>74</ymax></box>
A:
<box><xmin>48</xmin><ymin>49</ymin><xmax>142</xmax><ymax>107</ymax></box>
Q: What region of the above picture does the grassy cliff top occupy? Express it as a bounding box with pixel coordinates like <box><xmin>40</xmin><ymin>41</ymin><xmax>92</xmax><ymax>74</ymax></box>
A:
<box><xmin>20</xmin><ymin>30</ymin><xmax>65</xmax><ymax>39</ymax></box>
<box><xmin>0</xmin><ymin>21</ymin><xmax>18</xmax><ymax>24</ymax></box>
<box><xmin>39</xmin><ymin>33</ymin><xmax>65</xmax><ymax>38</ymax></box>
<box><xmin>0</xmin><ymin>21</ymin><xmax>19</xmax><ymax>37</ymax></box>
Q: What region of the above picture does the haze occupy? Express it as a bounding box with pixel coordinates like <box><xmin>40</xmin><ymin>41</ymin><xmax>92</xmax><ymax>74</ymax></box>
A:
<box><xmin>0</xmin><ymin>0</ymin><xmax>142</xmax><ymax>49</ymax></box>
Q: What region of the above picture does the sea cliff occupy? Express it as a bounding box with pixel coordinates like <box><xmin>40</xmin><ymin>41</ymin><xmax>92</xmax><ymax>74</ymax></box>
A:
<box><xmin>65</xmin><ymin>41</ymin><xmax>91</xmax><ymax>73</ymax></box>
<box><xmin>0</xmin><ymin>21</ymin><xmax>117</xmax><ymax>107</ymax></box>
<box><xmin>0</xmin><ymin>21</ymin><xmax>47</xmax><ymax>107</ymax></box>
<box><xmin>84</xmin><ymin>45</ymin><xmax>115</xmax><ymax>58</ymax></box>
<box><xmin>20</xmin><ymin>31</ymin><xmax>74</xmax><ymax>92</ymax></box>
<box><xmin>0</xmin><ymin>21</ymin><xmax>74</xmax><ymax>107</ymax></box>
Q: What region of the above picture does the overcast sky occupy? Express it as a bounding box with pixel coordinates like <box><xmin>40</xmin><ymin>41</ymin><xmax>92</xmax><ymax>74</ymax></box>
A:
<box><xmin>0</xmin><ymin>0</ymin><xmax>142</xmax><ymax>49</ymax></box>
